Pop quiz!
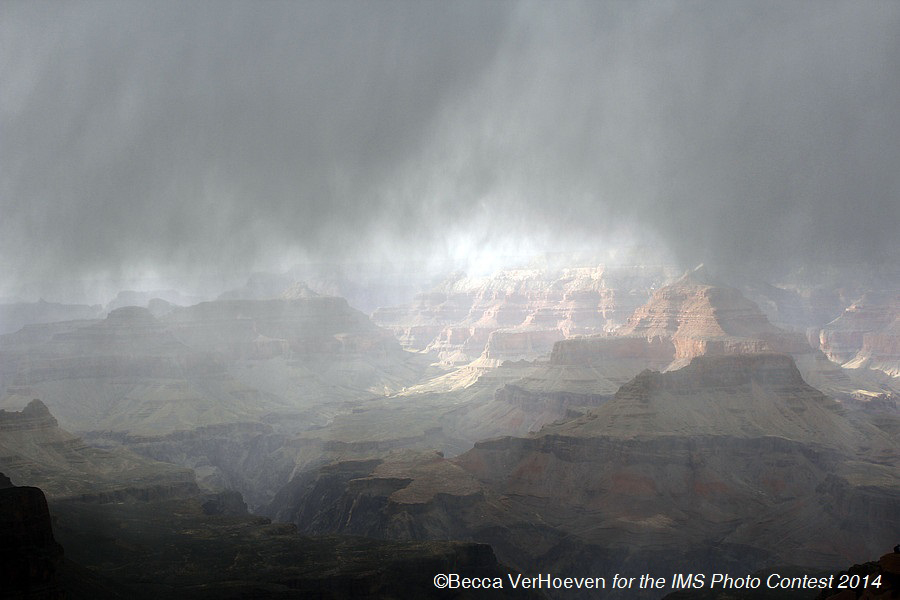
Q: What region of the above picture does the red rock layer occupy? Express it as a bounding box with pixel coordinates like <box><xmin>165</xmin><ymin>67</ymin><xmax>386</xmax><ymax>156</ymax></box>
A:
<box><xmin>618</xmin><ymin>268</ymin><xmax>810</xmax><ymax>362</ymax></box>
<box><xmin>372</xmin><ymin>265</ymin><xmax>677</xmax><ymax>365</ymax></box>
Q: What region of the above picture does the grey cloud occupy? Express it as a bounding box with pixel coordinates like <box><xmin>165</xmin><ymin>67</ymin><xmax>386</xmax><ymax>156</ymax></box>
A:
<box><xmin>2</xmin><ymin>1</ymin><xmax>898</xmax><ymax>299</ymax></box>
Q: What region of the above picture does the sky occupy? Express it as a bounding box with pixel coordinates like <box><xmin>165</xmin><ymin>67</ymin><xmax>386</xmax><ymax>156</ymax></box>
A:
<box><xmin>2</xmin><ymin>0</ymin><xmax>899</xmax><ymax>301</ymax></box>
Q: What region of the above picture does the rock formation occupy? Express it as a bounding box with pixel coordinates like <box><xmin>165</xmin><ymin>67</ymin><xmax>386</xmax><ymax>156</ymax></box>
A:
<box><xmin>596</xmin><ymin>266</ymin><xmax>899</xmax><ymax>408</ymax></box>
<box><xmin>373</xmin><ymin>264</ymin><xmax>678</xmax><ymax>365</ymax></box>
<box><xmin>820</xmin><ymin>293</ymin><xmax>900</xmax><ymax>380</ymax></box>
<box><xmin>0</xmin><ymin>399</ymin><xmax>195</xmax><ymax>500</ymax></box>
<box><xmin>819</xmin><ymin>293</ymin><xmax>900</xmax><ymax>367</ymax></box>
<box><xmin>845</xmin><ymin>315</ymin><xmax>900</xmax><ymax>378</ymax></box>
<box><xmin>50</xmin><ymin>488</ymin><xmax>540</xmax><ymax>599</ymax></box>
<box><xmin>617</xmin><ymin>266</ymin><xmax>810</xmax><ymax>365</ymax></box>
<box><xmin>817</xmin><ymin>552</ymin><xmax>900</xmax><ymax>600</ymax></box>
<box><xmin>272</xmin><ymin>354</ymin><xmax>899</xmax><ymax>585</ymax></box>
<box><xmin>0</xmin><ymin>482</ymin><xmax>65</xmax><ymax>599</ymax></box>
<box><xmin>0</xmin><ymin>296</ymin><xmax>427</xmax><ymax>435</ymax></box>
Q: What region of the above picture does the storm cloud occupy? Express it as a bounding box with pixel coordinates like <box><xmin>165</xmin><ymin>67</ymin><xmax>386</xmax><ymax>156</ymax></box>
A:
<box><xmin>3</xmin><ymin>0</ymin><xmax>899</xmax><ymax>299</ymax></box>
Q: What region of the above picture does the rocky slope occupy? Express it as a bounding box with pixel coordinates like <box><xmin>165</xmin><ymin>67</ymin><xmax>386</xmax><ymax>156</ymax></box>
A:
<box><xmin>450</xmin><ymin>268</ymin><xmax>883</xmax><ymax>443</ymax></box>
<box><xmin>446</xmin><ymin>336</ymin><xmax>676</xmax><ymax>440</ymax></box>
<box><xmin>0</xmin><ymin>399</ymin><xmax>195</xmax><ymax>501</ymax></box>
<box><xmin>271</xmin><ymin>354</ymin><xmax>899</xmax><ymax>593</ymax></box>
<box><xmin>817</xmin><ymin>552</ymin><xmax>900</xmax><ymax>600</ymax></box>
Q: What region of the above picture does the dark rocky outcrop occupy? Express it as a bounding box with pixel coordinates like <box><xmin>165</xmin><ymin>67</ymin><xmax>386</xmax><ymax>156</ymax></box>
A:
<box><xmin>0</xmin><ymin>484</ymin><xmax>64</xmax><ymax>599</ymax></box>
<box><xmin>51</xmin><ymin>491</ymin><xmax>542</xmax><ymax>600</ymax></box>
<box><xmin>816</xmin><ymin>551</ymin><xmax>900</xmax><ymax>600</ymax></box>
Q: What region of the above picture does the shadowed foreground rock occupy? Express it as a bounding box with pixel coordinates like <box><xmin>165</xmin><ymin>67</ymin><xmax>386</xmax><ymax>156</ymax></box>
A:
<box><xmin>816</xmin><ymin>552</ymin><xmax>900</xmax><ymax>600</ymax></box>
<box><xmin>0</xmin><ymin>476</ymin><xmax>64</xmax><ymax>599</ymax></box>
<box><xmin>50</xmin><ymin>491</ymin><xmax>544</xmax><ymax>599</ymax></box>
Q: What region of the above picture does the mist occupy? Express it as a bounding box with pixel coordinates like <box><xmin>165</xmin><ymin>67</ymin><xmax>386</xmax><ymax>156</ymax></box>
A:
<box><xmin>3</xmin><ymin>1</ymin><xmax>899</xmax><ymax>301</ymax></box>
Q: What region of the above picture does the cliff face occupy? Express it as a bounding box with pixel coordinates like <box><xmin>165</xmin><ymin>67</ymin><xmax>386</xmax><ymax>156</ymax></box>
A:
<box><xmin>464</xmin><ymin>273</ymin><xmax>823</xmax><ymax>443</ymax></box>
<box><xmin>274</xmin><ymin>354</ymin><xmax>899</xmax><ymax>580</ymax></box>
<box><xmin>549</xmin><ymin>335</ymin><xmax>676</xmax><ymax>366</ymax></box>
<box><xmin>844</xmin><ymin>315</ymin><xmax>900</xmax><ymax>379</ymax></box>
<box><xmin>819</xmin><ymin>293</ymin><xmax>899</xmax><ymax>365</ymax></box>
<box><xmin>598</xmin><ymin>269</ymin><xmax>898</xmax><ymax>407</ymax></box>
<box><xmin>618</xmin><ymin>268</ymin><xmax>811</xmax><ymax>363</ymax></box>
<box><xmin>372</xmin><ymin>265</ymin><xmax>678</xmax><ymax>365</ymax></box>
<box><xmin>813</xmin><ymin>292</ymin><xmax>900</xmax><ymax>385</ymax></box>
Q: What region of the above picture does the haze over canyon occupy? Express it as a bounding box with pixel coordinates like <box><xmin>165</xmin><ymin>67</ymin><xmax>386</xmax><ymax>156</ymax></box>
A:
<box><xmin>2</xmin><ymin>1</ymin><xmax>899</xmax><ymax>598</ymax></box>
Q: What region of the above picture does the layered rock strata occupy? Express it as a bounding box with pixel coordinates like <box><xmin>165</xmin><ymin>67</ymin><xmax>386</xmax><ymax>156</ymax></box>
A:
<box><xmin>819</xmin><ymin>293</ymin><xmax>900</xmax><ymax>365</ymax></box>
<box><xmin>618</xmin><ymin>267</ymin><xmax>810</xmax><ymax>364</ymax></box>
<box><xmin>272</xmin><ymin>354</ymin><xmax>899</xmax><ymax>591</ymax></box>
<box><xmin>373</xmin><ymin>265</ymin><xmax>678</xmax><ymax>365</ymax></box>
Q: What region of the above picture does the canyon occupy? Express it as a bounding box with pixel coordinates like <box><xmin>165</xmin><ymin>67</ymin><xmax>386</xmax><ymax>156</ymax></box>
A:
<box><xmin>1</xmin><ymin>262</ymin><xmax>898</xmax><ymax>598</ymax></box>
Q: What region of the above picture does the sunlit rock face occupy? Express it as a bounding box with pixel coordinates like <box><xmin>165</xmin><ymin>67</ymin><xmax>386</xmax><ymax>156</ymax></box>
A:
<box><xmin>618</xmin><ymin>266</ymin><xmax>811</xmax><ymax>364</ymax></box>
<box><xmin>820</xmin><ymin>293</ymin><xmax>900</xmax><ymax>378</ymax></box>
<box><xmin>275</xmin><ymin>354</ymin><xmax>898</xmax><ymax>582</ymax></box>
<box><xmin>466</xmin><ymin>266</ymin><xmax>895</xmax><ymax>441</ymax></box>
<box><xmin>444</xmin><ymin>270</ymin><xmax>898</xmax><ymax>446</ymax></box>
<box><xmin>372</xmin><ymin>264</ymin><xmax>678</xmax><ymax>365</ymax></box>
<box><xmin>819</xmin><ymin>293</ymin><xmax>899</xmax><ymax>362</ymax></box>
<box><xmin>845</xmin><ymin>316</ymin><xmax>900</xmax><ymax>378</ymax></box>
